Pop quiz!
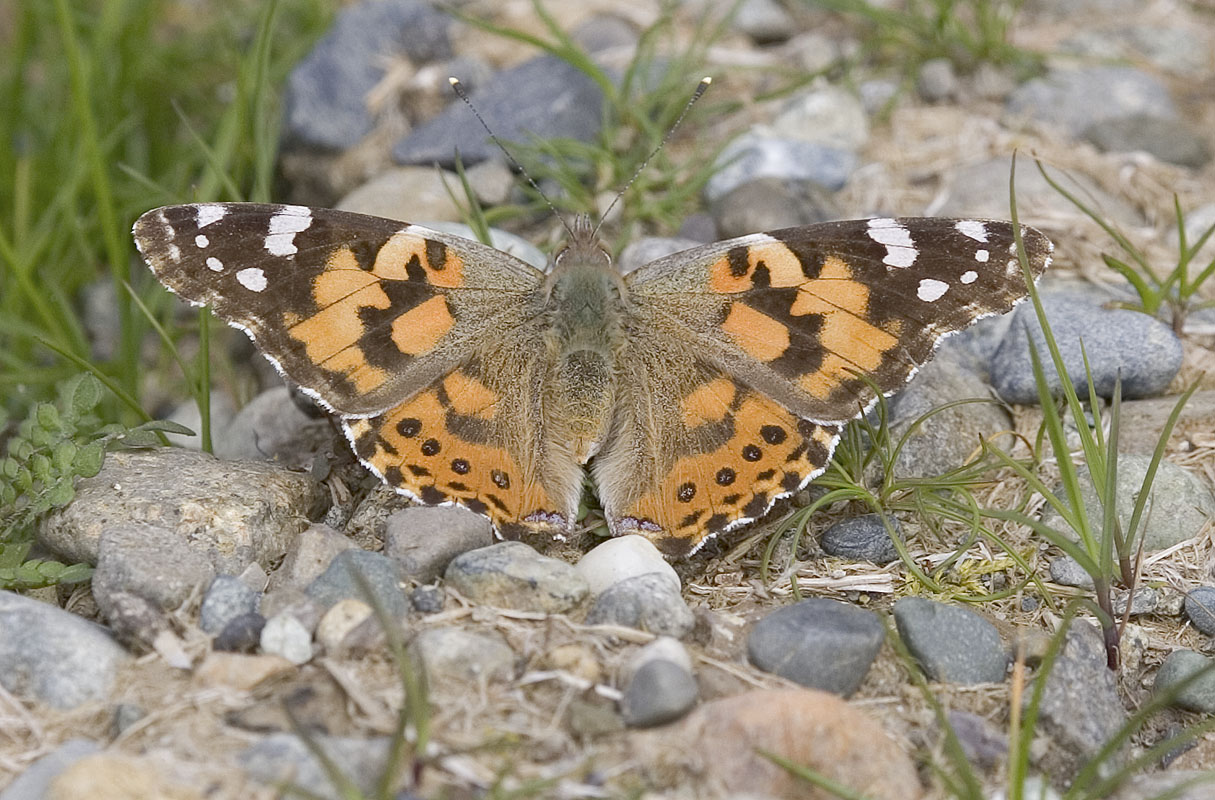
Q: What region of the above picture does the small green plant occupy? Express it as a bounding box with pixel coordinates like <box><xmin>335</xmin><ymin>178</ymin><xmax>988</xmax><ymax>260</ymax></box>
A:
<box><xmin>0</xmin><ymin>373</ymin><xmax>189</xmax><ymax>590</ymax></box>
<box><xmin>980</xmin><ymin>159</ymin><xmax>1199</xmax><ymax>668</ymax></box>
<box><xmin>0</xmin><ymin>0</ymin><xmax>331</xmax><ymax>430</ymax></box>
<box><xmin>1039</xmin><ymin>161</ymin><xmax>1215</xmax><ymax>334</ymax></box>
<box><xmin>446</xmin><ymin>0</ymin><xmax>728</xmax><ymax>244</ymax></box>
<box><xmin>767</xmin><ymin>385</ymin><xmax>1048</xmax><ymax>602</ymax></box>
<box><xmin>809</xmin><ymin>0</ymin><xmax>1042</xmax><ymax>78</ymax></box>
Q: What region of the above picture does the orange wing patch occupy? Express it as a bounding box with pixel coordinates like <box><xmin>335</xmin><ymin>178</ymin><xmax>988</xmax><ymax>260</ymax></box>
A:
<box><xmin>372</xmin><ymin>230</ymin><xmax>464</xmax><ymax>287</ymax></box>
<box><xmin>721</xmin><ymin>302</ymin><xmax>791</xmax><ymax>362</ymax></box>
<box><xmin>618</xmin><ymin>379</ymin><xmax>842</xmax><ymax>557</ymax></box>
<box><xmin>344</xmin><ymin>371</ymin><xmax>567</xmax><ymax>539</ymax></box>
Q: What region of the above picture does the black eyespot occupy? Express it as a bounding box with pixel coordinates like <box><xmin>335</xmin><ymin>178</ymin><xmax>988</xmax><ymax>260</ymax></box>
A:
<box><xmin>677</xmin><ymin>482</ymin><xmax>696</xmax><ymax>502</ymax></box>
<box><xmin>451</xmin><ymin>458</ymin><xmax>470</xmax><ymax>474</ymax></box>
<box><xmin>397</xmin><ymin>418</ymin><xmax>422</xmax><ymax>438</ymax></box>
<box><xmin>491</xmin><ymin>469</ymin><xmax>510</xmax><ymax>489</ymax></box>
<box><xmin>760</xmin><ymin>425</ymin><xmax>786</xmax><ymax>445</ymax></box>
<box><xmin>421</xmin><ymin>438</ymin><xmax>441</xmax><ymax>456</ymax></box>
<box><xmin>742</xmin><ymin>444</ymin><xmax>762</xmax><ymax>461</ymax></box>
<box><xmin>716</xmin><ymin>467</ymin><xmax>736</xmax><ymax>486</ymax></box>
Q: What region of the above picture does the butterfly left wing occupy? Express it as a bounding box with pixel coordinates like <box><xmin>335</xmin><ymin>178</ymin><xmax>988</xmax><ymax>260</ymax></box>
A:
<box><xmin>135</xmin><ymin>203</ymin><xmax>586</xmax><ymax>538</ymax></box>
<box><xmin>595</xmin><ymin>218</ymin><xmax>1052</xmax><ymax>556</ymax></box>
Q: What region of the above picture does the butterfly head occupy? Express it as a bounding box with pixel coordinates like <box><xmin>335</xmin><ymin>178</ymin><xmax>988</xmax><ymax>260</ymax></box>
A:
<box><xmin>552</xmin><ymin>214</ymin><xmax>612</xmax><ymax>276</ymax></box>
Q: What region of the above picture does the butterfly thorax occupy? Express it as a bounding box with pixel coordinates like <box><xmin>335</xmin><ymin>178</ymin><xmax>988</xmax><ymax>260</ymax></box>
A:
<box><xmin>541</xmin><ymin>219</ymin><xmax>626</xmax><ymax>463</ymax></box>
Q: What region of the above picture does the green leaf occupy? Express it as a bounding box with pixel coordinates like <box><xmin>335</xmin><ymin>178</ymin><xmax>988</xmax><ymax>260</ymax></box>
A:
<box><xmin>52</xmin><ymin>440</ymin><xmax>79</xmax><ymax>472</ymax></box>
<box><xmin>11</xmin><ymin>439</ymin><xmax>33</xmax><ymax>461</ymax></box>
<box><xmin>46</xmin><ymin>480</ymin><xmax>75</xmax><ymax>508</ymax></box>
<box><xmin>76</xmin><ymin>441</ymin><xmax>104</xmax><ymax>477</ymax></box>
<box><xmin>69</xmin><ymin>373</ymin><xmax>102</xmax><ymax>416</ymax></box>
<box><xmin>1</xmin><ymin>457</ymin><xmax>18</xmax><ymax>479</ymax></box>
<box><xmin>35</xmin><ymin>403</ymin><xmax>61</xmax><ymax>432</ymax></box>
<box><xmin>131</xmin><ymin>419</ymin><xmax>195</xmax><ymax>436</ymax></box>
<box><xmin>31</xmin><ymin>454</ymin><xmax>53</xmax><ymax>483</ymax></box>
<box><xmin>56</xmin><ymin>563</ymin><xmax>93</xmax><ymax>584</ymax></box>
<box><xmin>114</xmin><ymin>429</ymin><xmax>166</xmax><ymax>449</ymax></box>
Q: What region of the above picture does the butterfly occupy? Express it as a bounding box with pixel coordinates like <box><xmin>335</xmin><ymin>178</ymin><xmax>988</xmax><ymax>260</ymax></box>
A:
<box><xmin>133</xmin><ymin>204</ymin><xmax>1052</xmax><ymax>557</ymax></box>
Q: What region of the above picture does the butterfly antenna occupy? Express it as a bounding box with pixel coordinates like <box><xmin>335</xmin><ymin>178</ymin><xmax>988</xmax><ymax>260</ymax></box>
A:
<box><xmin>448</xmin><ymin>76</ymin><xmax>575</xmax><ymax>241</ymax></box>
<box><xmin>592</xmin><ymin>76</ymin><xmax>712</xmax><ymax>239</ymax></box>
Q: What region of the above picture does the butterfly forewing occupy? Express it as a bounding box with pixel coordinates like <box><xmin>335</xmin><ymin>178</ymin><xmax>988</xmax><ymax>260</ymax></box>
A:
<box><xmin>133</xmin><ymin>203</ymin><xmax>545</xmax><ymax>416</ymax></box>
<box><xmin>624</xmin><ymin>217</ymin><xmax>1052</xmax><ymax>423</ymax></box>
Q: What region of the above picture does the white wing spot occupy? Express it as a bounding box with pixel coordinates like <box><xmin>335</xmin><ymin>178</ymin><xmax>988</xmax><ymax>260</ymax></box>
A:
<box><xmin>237</xmin><ymin>267</ymin><xmax>268</xmax><ymax>292</ymax></box>
<box><xmin>265</xmin><ymin>234</ymin><xmax>298</xmax><ymax>256</ymax></box>
<box><xmin>194</xmin><ymin>234</ymin><xmax>209</xmax><ymax>248</ymax></box>
<box><xmin>168</xmin><ymin>244</ymin><xmax>181</xmax><ymax>262</ymax></box>
<box><xmin>960</xmin><ymin>270</ymin><xmax>978</xmax><ymax>284</ymax></box>
<box><xmin>975</xmin><ymin>249</ymin><xmax>989</xmax><ymax>263</ymax></box>
<box><xmin>917</xmin><ymin>278</ymin><xmax>950</xmax><ymax>302</ymax></box>
<box><xmin>195</xmin><ymin>204</ymin><xmax>227</xmax><ymax>228</ymax></box>
<box><xmin>867</xmin><ymin>218</ymin><xmax>917</xmax><ymax>268</ymax></box>
<box><xmin>264</xmin><ymin>208</ymin><xmax>313</xmax><ymax>257</ymax></box>
<box><xmin>955</xmin><ymin>220</ymin><xmax>988</xmax><ymax>242</ymax></box>
<box><xmin>206</xmin><ymin>257</ymin><xmax>224</xmax><ymax>272</ymax></box>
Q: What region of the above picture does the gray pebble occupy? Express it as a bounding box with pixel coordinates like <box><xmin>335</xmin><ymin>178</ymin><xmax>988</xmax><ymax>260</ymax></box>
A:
<box><xmin>38</xmin><ymin>449</ymin><xmax>325</xmax><ymax>573</ymax></box>
<box><xmin>306</xmin><ymin>550</ymin><xmax>408</xmax><ymax>619</ymax></box>
<box><xmin>214</xmin><ymin>612</ymin><xmax>266</xmax><ymax>653</ymax></box>
<box><xmin>1040</xmin><ymin>455</ymin><xmax>1215</xmax><ymax>551</ymax></box>
<box><xmin>1049</xmin><ymin>556</ymin><xmax>1095</xmax><ymax>589</ymax></box>
<box><xmin>260</xmin><ymin>614</ymin><xmax>313</xmax><ymax>665</ymax></box>
<box><xmin>1032</xmin><ymin>622</ymin><xmax>1128</xmax><ymax>780</ymax></box>
<box><xmin>0</xmin><ymin>739</ymin><xmax>102</xmax><ymax>800</ymax></box>
<box><xmin>394</xmin><ymin>55</ymin><xmax>603</xmax><ymax>167</ymax></box>
<box><xmin>1154</xmin><ymin>649</ymin><xmax>1215</xmax><ymax>713</ymax></box>
<box><xmin>212</xmin><ymin>386</ymin><xmax>331</xmax><ymax>464</ymax></box>
<box><xmin>820</xmin><ymin>514</ymin><xmax>900</xmax><ymax>564</ymax></box>
<box><xmin>409</xmin><ymin>627</ymin><xmax>515</xmax><ymax>685</ymax></box>
<box><xmin>992</xmin><ymin>290</ymin><xmax>1183</xmax><ymax>403</ymax></box>
<box><xmin>746</xmin><ymin>597</ymin><xmax>884</xmax><ymax>696</ymax></box>
<box><xmin>267</xmin><ymin>522</ymin><xmax>356</xmax><ymax>592</ymax></box>
<box><xmin>1084</xmin><ymin>114</ymin><xmax>1211</xmax><ymax>169</ymax></box>
<box><xmin>1006</xmin><ymin>66</ymin><xmax>1177</xmax><ymax>137</ymax></box>
<box><xmin>241</xmin><ymin>733</ymin><xmax>392</xmax><ymax>800</ymax></box>
<box><xmin>733</xmin><ymin>0</ymin><xmax>795</xmax><ymax>44</ymax></box>
<box><xmin>445</xmin><ymin>541</ymin><xmax>588</xmax><ymax>614</ymax></box>
<box><xmin>893</xmin><ymin>597</ymin><xmax>1008</xmax><ymax>683</ymax></box>
<box><xmin>200</xmin><ymin>575</ymin><xmax>260</xmax><ymax>634</ymax></box>
<box><xmin>621</xmin><ymin>659</ymin><xmax>699</xmax><ymax>728</ymax></box>
<box><xmin>1112</xmin><ymin>587</ymin><xmax>1158</xmax><ymax>617</ymax></box>
<box><xmin>91</xmin><ymin>522</ymin><xmax>216</xmax><ymax>613</ymax></box>
<box><xmin>283</xmin><ymin>0</ymin><xmax>451</xmax><ymax>150</ymax></box>
<box><xmin>917</xmin><ymin>58</ymin><xmax>958</xmax><ymax>102</ymax></box>
<box><xmin>704</xmin><ymin>132</ymin><xmax>858</xmax><ymax>201</ymax></box>
<box><xmin>710</xmin><ymin>176</ymin><xmax>840</xmax><ymax>240</ymax></box>
<box><xmin>409</xmin><ymin>584</ymin><xmax>445</xmax><ymax>614</ymax></box>
<box><xmin>383</xmin><ymin>505</ymin><xmax>493</xmax><ymax>584</ymax></box>
<box><xmin>1184</xmin><ymin>586</ymin><xmax>1215</xmax><ymax>635</ymax></box>
<box><xmin>585</xmin><ymin>572</ymin><xmax>695</xmax><ymax>638</ymax></box>
<box><xmin>947</xmin><ymin>710</ymin><xmax>1006</xmax><ymax>770</ymax></box>
<box><xmin>0</xmin><ymin>591</ymin><xmax>130</xmax><ymax>710</ymax></box>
